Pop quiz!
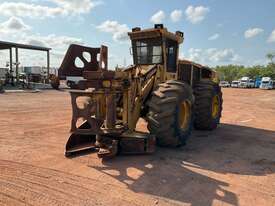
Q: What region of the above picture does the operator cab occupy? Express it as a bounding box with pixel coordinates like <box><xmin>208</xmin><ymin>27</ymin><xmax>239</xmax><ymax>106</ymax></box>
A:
<box><xmin>128</xmin><ymin>24</ymin><xmax>184</xmax><ymax>79</ymax></box>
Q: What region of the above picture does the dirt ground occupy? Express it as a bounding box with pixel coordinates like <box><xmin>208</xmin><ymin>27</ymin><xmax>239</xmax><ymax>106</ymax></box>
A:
<box><xmin>0</xmin><ymin>88</ymin><xmax>275</xmax><ymax>206</ymax></box>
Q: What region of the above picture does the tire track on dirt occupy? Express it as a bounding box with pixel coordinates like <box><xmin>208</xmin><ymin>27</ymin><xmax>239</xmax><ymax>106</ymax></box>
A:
<box><xmin>0</xmin><ymin>160</ymin><xmax>146</xmax><ymax>206</ymax></box>
<box><xmin>0</xmin><ymin>192</ymin><xmax>32</xmax><ymax>206</ymax></box>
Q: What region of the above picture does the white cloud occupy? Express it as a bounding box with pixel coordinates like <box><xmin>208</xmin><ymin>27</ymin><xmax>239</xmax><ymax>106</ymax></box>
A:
<box><xmin>208</xmin><ymin>33</ymin><xmax>220</xmax><ymax>40</ymax></box>
<box><xmin>185</xmin><ymin>5</ymin><xmax>209</xmax><ymax>24</ymax></box>
<box><xmin>188</xmin><ymin>48</ymin><xmax>203</xmax><ymax>62</ymax></box>
<box><xmin>50</xmin><ymin>0</ymin><xmax>103</xmax><ymax>15</ymax></box>
<box><xmin>0</xmin><ymin>43</ymin><xmax>76</xmax><ymax>68</ymax></box>
<box><xmin>21</xmin><ymin>34</ymin><xmax>83</xmax><ymax>49</ymax></box>
<box><xmin>206</xmin><ymin>48</ymin><xmax>239</xmax><ymax>62</ymax></box>
<box><xmin>0</xmin><ymin>0</ymin><xmax>102</xmax><ymax>18</ymax></box>
<box><xmin>0</xmin><ymin>16</ymin><xmax>82</xmax><ymax>49</ymax></box>
<box><xmin>0</xmin><ymin>2</ymin><xmax>63</xmax><ymax>18</ymax></box>
<box><xmin>250</xmin><ymin>59</ymin><xmax>268</xmax><ymax>66</ymax></box>
<box><xmin>0</xmin><ymin>16</ymin><xmax>83</xmax><ymax>67</ymax></box>
<box><xmin>97</xmin><ymin>20</ymin><xmax>130</xmax><ymax>42</ymax></box>
<box><xmin>170</xmin><ymin>9</ymin><xmax>182</xmax><ymax>22</ymax></box>
<box><xmin>267</xmin><ymin>29</ymin><xmax>275</xmax><ymax>43</ymax></box>
<box><xmin>23</xmin><ymin>34</ymin><xmax>83</xmax><ymax>66</ymax></box>
<box><xmin>0</xmin><ymin>16</ymin><xmax>31</xmax><ymax>34</ymax></box>
<box><xmin>185</xmin><ymin>48</ymin><xmax>240</xmax><ymax>66</ymax></box>
<box><xmin>244</xmin><ymin>28</ymin><xmax>264</xmax><ymax>39</ymax></box>
<box><xmin>150</xmin><ymin>10</ymin><xmax>165</xmax><ymax>24</ymax></box>
<box><xmin>19</xmin><ymin>35</ymin><xmax>83</xmax><ymax>67</ymax></box>
<box><xmin>179</xmin><ymin>52</ymin><xmax>185</xmax><ymax>59</ymax></box>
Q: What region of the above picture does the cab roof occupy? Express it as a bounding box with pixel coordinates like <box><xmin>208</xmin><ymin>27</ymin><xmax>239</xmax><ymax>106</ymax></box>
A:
<box><xmin>128</xmin><ymin>25</ymin><xmax>184</xmax><ymax>44</ymax></box>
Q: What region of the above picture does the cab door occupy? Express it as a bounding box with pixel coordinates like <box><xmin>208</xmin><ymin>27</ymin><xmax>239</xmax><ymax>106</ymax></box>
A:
<box><xmin>165</xmin><ymin>39</ymin><xmax>178</xmax><ymax>80</ymax></box>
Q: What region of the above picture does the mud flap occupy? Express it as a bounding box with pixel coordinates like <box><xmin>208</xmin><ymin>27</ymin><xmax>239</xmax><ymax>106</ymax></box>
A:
<box><xmin>65</xmin><ymin>121</ymin><xmax>97</xmax><ymax>157</ymax></box>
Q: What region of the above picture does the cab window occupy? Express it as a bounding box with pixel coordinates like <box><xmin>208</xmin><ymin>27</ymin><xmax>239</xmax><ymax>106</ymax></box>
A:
<box><xmin>133</xmin><ymin>38</ymin><xmax>163</xmax><ymax>65</ymax></box>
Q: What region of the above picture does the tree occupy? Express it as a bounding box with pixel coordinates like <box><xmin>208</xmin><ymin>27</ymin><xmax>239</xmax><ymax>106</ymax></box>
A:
<box><xmin>214</xmin><ymin>64</ymin><xmax>275</xmax><ymax>82</ymax></box>
<box><xmin>266</xmin><ymin>52</ymin><xmax>275</xmax><ymax>64</ymax></box>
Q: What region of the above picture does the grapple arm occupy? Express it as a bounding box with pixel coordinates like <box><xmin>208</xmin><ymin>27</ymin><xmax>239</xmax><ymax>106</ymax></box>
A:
<box><xmin>62</xmin><ymin>44</ymin><xmax>156</xmax><ymax>158</ymax></box>
<box><xmin>58</xmin><ymin>44</ymin><xmax>108</xmax><ymax>80</ymax></box>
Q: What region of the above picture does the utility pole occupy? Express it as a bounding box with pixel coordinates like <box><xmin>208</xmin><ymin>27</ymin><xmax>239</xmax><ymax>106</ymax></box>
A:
<box><xmin>9</xmin><ymin>48</ymin><xmax>14</xmax><ymax>86</ymax></box>
<box><xmin>15</xmin><ymin>47</ymin><xmax>19</xmax><ymax>84</ymax></box>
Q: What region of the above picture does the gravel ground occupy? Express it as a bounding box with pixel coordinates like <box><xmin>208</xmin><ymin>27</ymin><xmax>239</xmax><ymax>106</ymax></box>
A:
<box><xmin>0</xmin><ymin>88</ymin><xmax>275</xmax><ymax>206</ymax></box>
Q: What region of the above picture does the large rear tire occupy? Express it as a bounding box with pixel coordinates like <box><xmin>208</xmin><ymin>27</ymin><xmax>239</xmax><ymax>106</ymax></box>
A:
<box><xmin>147</xmin><ymin>80</ymin><xmax>194</xmax><ymax>147</ymax></box>
<box><xmin>194</xmin><ymin>80</ymin><xmax>223</xmax><ymax>130</ymax></box>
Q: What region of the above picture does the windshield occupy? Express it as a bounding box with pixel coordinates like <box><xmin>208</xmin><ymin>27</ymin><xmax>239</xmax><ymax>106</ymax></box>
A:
<box><xmin>262</xmin><ymin>81</ymin><xmax>269</xmax><ymax>83</ymax></box>
<box><xmin>133</xmin><ymin>38</ymin><xmax>163</xmax><ymax>65</ymax></box>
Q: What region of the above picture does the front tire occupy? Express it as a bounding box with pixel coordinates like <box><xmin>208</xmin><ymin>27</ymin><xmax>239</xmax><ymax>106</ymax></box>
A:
<box><xmin>147</xmin><ymin>80</ymin><xmax>194</xmax><ymax>147</ymax></box>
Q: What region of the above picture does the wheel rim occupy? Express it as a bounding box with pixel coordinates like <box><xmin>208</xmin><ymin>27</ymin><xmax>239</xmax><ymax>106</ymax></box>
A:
<box><xmin>179</xmin><ymin>101</ymin><xmax>191</xmax><ymax>131</ymax></box>
<box><xmin>212</xmin><ymin>95</ymin><xmax>219</xmax><ymax>118</ymax></box>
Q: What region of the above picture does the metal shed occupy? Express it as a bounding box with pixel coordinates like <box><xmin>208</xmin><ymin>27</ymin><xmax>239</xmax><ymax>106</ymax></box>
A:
<box><xmin>0</xmin><ymin>40</ymin><xmax>51</xmax><ymax>83</ymax></box>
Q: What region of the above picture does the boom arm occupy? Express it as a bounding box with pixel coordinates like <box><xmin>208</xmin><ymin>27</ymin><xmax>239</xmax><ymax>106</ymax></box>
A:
<box><xmin>62</xmin><ymin>44</ymin><xmax>158</xmax><ymax>157</ymax></box>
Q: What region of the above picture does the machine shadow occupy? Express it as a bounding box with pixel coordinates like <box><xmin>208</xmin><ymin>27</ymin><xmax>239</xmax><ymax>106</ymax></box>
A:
<box><xmin>89</xmin><ymin>123</ymin><xmax>275</xmax><ymax>206</ymax></box>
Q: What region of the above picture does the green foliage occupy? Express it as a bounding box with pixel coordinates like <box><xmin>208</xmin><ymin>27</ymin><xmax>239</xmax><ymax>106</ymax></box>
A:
<box><xmin>214</xmin><ymin>63</ymin><xmax>275</xmax><ymax>82</ymax></box>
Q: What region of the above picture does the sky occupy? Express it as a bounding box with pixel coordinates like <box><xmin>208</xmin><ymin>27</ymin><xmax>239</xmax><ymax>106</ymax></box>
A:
<box><xmin>0</xmin><ymin>0</ymin><xmax>275</xmax><ymax>69</ymax></box>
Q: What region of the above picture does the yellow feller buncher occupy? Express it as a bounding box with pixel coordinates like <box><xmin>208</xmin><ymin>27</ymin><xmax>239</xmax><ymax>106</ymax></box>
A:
<box><xmin>56</xmin><ymin>24</ymin><xmax>223</xmax><ymax>158</ymax></box>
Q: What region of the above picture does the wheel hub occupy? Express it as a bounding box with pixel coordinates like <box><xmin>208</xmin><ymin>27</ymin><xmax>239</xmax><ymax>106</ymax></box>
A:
<box><xmin>179</xmin><ymin>101</ymin><xmax>191</xmax><ymax>131</ymax></box>
<box><xmin>212</xmin><ymin>95</ymin><xmax>219</xmax><ymax>118</ymax></box>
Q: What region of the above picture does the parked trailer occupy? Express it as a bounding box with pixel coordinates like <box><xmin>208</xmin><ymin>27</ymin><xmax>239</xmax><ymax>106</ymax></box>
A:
<box><xmin>24</xmin><ymin>66</ymin><xmax>44</xmax><ymax>83</ymax></box>
<box><xmin>219</xmin><ymin>81</ymin><xmax>230</xmax><ymax>87</ymax></box>
<box><xmin>231</xmin><ymin>80</ymin><xmax>240</xmax><ymax>88</ymax></box>
<box><xmin>249</xmin><ymin>79</ymin><xmax>255</xmax><ymax>88</ymax></box>
<box><xmin>260</xmin><ymin>77</ymin><xmax>274</xmax><ymax>90</ymax></box>
<box><xmin>255</xmin><ymin>77</ymin><xmax>262</xmax><ymax>88</ymax></box>
<box><xmin>239</xmin><ymin>77</ymin><xmax>254</xmax><ymax>88</ymax></box>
